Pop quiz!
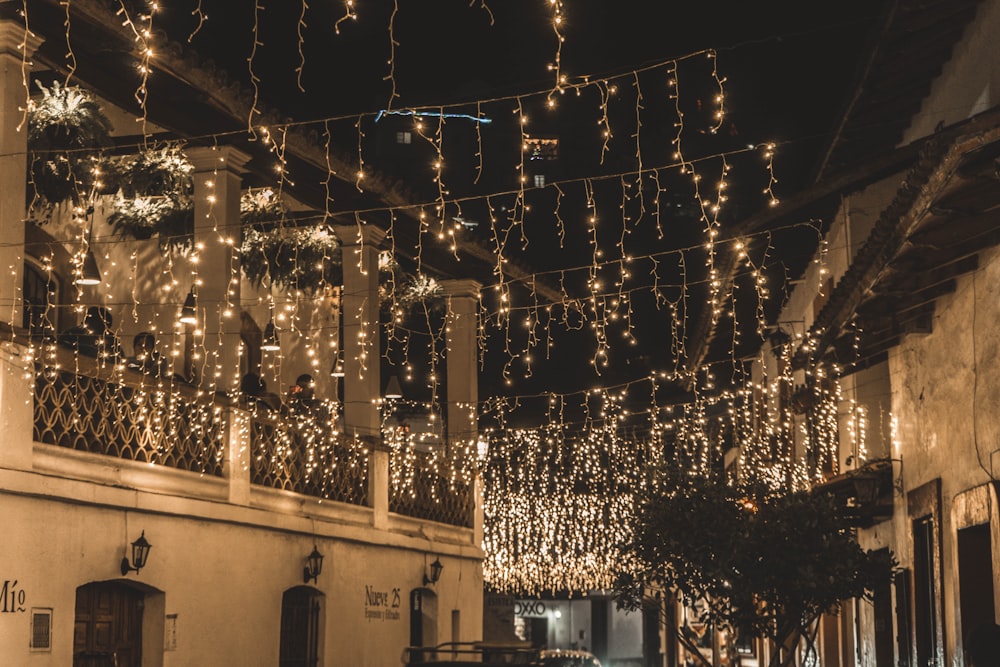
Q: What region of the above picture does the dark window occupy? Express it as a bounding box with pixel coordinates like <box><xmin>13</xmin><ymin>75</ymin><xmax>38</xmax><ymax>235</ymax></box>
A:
<box><xmin>913</xmin><ymin>516</ymin><xmax>938</xmax><ymax>667</ymax></box>
<box><xmin>525</xmin><ymin>136</ymin><xmax>559</xmax><ymax>160</ymax></box>
<box><xmin>23</xmin><ymin>262</ymin><xmax>58</xmax><ymax>333</ymax></box>
<box><xmin>958</xmin><ymin>523</ymin><xmax>995</xmax><ymax>643</ymax></box>
<box><xmin>872</xmin><ymin>548</ymin><xmax>894</xmax><ymax>667</ymax></box>
<box><xmin>279</xmin><ymin>587</ymin><xmax>322</xmax><ymax>667</ymax></box>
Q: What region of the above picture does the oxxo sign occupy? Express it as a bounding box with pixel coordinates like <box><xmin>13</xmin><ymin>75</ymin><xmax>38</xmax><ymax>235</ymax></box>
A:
<box><xmin>514</xmin><ymin>600</ymin><xmax>546</xmax><ymax>618</ymax></box>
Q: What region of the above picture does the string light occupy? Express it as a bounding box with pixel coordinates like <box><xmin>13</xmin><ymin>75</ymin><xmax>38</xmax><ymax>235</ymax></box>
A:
<box><xmin>11</xmin><ymin>4</ymin><xmax>876</xmax><ymax>597</ymax></box>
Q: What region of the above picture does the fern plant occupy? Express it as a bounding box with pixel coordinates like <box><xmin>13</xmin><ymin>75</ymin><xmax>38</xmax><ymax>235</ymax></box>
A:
<box><xmin>26</xmin><ymin>81</ymin><xmax>113</xmax><ymax>211</ymax></box>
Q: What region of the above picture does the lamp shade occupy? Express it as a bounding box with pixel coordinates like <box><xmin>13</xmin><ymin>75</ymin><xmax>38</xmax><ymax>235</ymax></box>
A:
<box><xmin>384</xmin><ymin>375</ymin><xmax>403</xmax><ymax>399</ymax></box>
<box><xmin>261</xmin><ymin>318</ymin><xmax>280</xmax><ymax>352</ymax></box>
<box><xmin>331</xmin><ymin>353</ymin><xmax>345</xmax><ymax>377</ymax></box>
<box><xmin>75</xmin><ymin>251</ymin><xmax>101</xmax><ymax>286</ymax></box>
<box><xmin>178</xmin><ymin>289</ymin><xmax>197</xmax><ymax>325</ymax></box>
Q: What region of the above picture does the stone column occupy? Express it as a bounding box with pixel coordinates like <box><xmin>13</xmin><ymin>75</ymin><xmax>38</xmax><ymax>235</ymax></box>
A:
<box><xmin>0</xmin><ymin>21</ymin><xmax>42</xmax><ymax>325</ymax></box>
<box><xmin>333</xmin><ymin>224</ymin><xmax>386</xmax><ymax>525</ymax></box>
<box><xmin>187</xmin><ymin>146</ymin><xmax>250</xmax><ymax>395</ymax></box>
<box><xmin>223</xmin><ymin>407</ymin><xmax>251</xmax><ymax>505</ymax></box>
<box><xmin>440</xmin><ymin>279</ymin><xmax>481</xmax><ymax>445</ymax></box>
<box><xmin>440</xmin><ymin>279</ymin><xmax>482</xmax><ymax>543</ymax></box>
<box><xmin>332</xmin><ymin>224</ymin><xmax>385</xmax><ymax>439</ymax></box>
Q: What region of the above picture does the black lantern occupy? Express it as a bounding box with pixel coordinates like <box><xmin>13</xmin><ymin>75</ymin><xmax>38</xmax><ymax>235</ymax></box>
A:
<box><xmin>178</xmin><ymin>289</ymin><xmax>197</xmax><ymax>325</ymax></box>
<box><xmin>120</xmin><ymin>531</ymin><xmax>152</xmax><ymax>576</ymax></box>
<box><xmin>423</xmin><ymin>557</ymin><xmax>443</xmax><ymax>585</ymax></box>
<box><xmin>303</xmin><ymin>545</ymin><xmax>324</xmax><ymax>584</ymax></box>
<box><xmin>261</xmin><ymin>318</ymin><xmax>281</xmax><ymax>352</ymax></box>
<box><xmin>76</xmin><ymin>250</ymin><xmax>102</xmax><ymax>286</ymax></box>
<box><xmin>384</xmin><ymin>375</ymin><xmax>403</xmax><ymax>399</ymax></box>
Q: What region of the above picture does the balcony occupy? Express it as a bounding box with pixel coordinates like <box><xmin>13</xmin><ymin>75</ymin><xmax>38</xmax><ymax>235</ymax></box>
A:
<box><xmin>815</xmin><ymin>458</ymin><xmax>895</xmax><ymax>527</ymax></box>
<box><xmin>27</xmin><ymin>344</ymin><xmax>474</xmax><ymax>529</ymax></box>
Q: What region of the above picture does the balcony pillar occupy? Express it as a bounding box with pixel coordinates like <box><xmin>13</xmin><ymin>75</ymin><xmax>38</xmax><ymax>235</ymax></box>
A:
<box><xmin>0</xmin><ymin>342</ymin><xmax>33</xmax><ymax>469</ymax></box>
<box><xmin>0</xmin><ymin>21</ymin><xmax>42</xmax><ymax>325</ymax></box>
<box><xmin>223</xmin><ymin>407</ymin><xmax>251</xmax><ymax>504</ymax></box>
<box><xmin>187</xmin><ymin>147</ymin><xmax>250</xmax><ymax>395</ymax></box>
<box><xmin>333</xmin><ymin>224</ymin><xmax>386</xmax><ymax>524</ymax></box>
<box><xmin>440</xmin><ymin>279</ymin><xmax>482</xmax><ymax>543</ymax></box>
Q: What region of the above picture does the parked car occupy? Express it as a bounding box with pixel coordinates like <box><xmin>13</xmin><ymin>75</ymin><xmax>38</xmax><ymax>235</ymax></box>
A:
<box><xmin>403</xmin><ymin>641</ymin><xmax>540</xmax><ymax>665</ymax></box>
<box><xmin>538</xmin><ymin>649</ymin><xmax>603</xmax><ymax>667</ymax></box>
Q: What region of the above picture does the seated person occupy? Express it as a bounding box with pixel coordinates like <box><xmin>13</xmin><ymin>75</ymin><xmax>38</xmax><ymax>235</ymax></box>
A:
<box><xmin>241</xmin><ymin>372</ymin><xmax>282</xmax><ymax>412</ymax></box>
<box><xmin>126</xmin><ymin>331</ymin><xmax>168</xmax><ymax>376</ymax></box>
<box><xmin>286</xmin><ymin>373</ymin><xmax>316</xmax><ymax>409</ymax></box>
<box><xmin>60</xmin><ymin>306</ymin><xmax>123</xmax><ymax>361</ymax></box>
<box><xmin>284</xmin><ymin>373</ymin><xmax>334</xmax><ymax>427</ymax></box>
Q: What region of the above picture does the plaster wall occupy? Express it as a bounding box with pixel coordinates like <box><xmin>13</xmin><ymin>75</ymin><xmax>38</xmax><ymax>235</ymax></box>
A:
<box><xmin>886</xmin><ymin>243</ymin><xmax>1000</xmax><ymax>664</ymax></box>
<box><xmin>0</xmin><ymin>483</ymin><xmax>482</xmax><ymax>667</ymax></box>
<box><xmin>903</xmin><ymin>0</ymin><xmax>1000</xmax><ymax>143</ymax></box>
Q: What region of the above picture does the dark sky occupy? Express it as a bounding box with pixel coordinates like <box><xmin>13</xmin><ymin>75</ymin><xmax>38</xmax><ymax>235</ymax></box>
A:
<box><xmin>153</xmin><ymin>0</ymin><xmax>884</xmax><ymax>425</ymax></box>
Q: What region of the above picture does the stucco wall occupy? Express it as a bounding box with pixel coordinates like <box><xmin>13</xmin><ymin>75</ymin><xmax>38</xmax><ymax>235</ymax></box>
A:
<box><xmin>887</xmin><ymin>243</ymin><xmax>1000</xmax><ymax>664</ymax></box>
<box><xmin>903</xmin><ymin>0</ymin><xmax>1000</xmax><ymax>143</ymax></box>
<box><xmin>0</xmin><ymin>487</ymin><xmax>483</xmax><ymax>666</ymax></box>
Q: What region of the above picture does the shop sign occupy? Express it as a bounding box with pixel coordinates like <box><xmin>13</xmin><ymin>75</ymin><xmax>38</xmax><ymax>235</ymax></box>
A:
<box><xmin>364</xmin><ymin>584</ymin><xmax>401</xmax><ymax>622</ymax></box>
<box><xmin>1</xmin><ymin>580</ymin><xmax>26</xmax><ymax>613</ymax></box>
<box><xmin>514</xmin><ymin>600</ymin><xmax>546</xmax><ymax>617</ymax></box>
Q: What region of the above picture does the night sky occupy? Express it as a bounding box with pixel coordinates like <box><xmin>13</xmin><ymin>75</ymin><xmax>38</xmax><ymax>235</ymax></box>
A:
<box><xmin>148</xmin><ymin>0</ymin><xmax>884</xmax><ymax>426</ymax></box>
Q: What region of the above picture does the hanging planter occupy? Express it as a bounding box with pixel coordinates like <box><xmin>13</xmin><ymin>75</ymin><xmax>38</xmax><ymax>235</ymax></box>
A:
<box><xmin>26</xmin><ymin>81</ymin><xmax>113</xmax><ymax>211</ymax></box>
<box><xmin>389</xmin><ymin>273</ymin><xmax>446</xmax><ymax>314</ymax></box>
<box><xmin>107</xmin><ymin>145</ymin><xmax>195</xmax><ymax>252</ymax></box>
<box><xmin>239</xmin><ymin>189</ymin><xmax>343</xmax><ymax>292</ymax></box>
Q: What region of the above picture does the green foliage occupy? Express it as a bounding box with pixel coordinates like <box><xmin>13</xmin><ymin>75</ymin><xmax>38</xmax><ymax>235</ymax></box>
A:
<box><xmin>383</xmin><ymin>272</ymin><xmax>447</xmax><ymax>315</ymax></box>
<box><xmin>618</xmin><ymin>468</ymin><xmax>894</xmax><ymax>666</ymax></box>
<box><xmin>26</xmin><ymin>81</ymin><xmax>113</xmax><ymax>210</ymax></box>
<box><xmin>240</xmin><ymin>224</ymin><xmax>343</xmax><ymax>292</ymax></box>
<box><xmin>107</xmin><ymin>146</ymin><xmax>195</xmax><ymax>252</ymax></box>
<box><xmin>239</xmin><ymin>190</ymin><xmax>343</xmax><ymax>292</ymax></box>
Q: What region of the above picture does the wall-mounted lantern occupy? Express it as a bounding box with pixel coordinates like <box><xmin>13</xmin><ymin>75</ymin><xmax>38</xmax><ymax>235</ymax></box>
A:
<box><xmin>423</xmin><ymin>556</ymin><xmax>443</xmax><ymax>586</ymax></box>
<box><xmin>120</xmin><ymin>531</ymin><xmax>152</xmax><ymax>576</ymax></box>
<box><xmin>303</xmin><ymin>545</ymin><xmax>324</xmax><ymax>584</ymax></box>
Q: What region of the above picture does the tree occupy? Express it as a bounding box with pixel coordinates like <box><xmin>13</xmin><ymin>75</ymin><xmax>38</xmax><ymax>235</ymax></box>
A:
<box><xmin>617</xmin><ymin>468</ymin><xmax>894</xmax><ymax>667</ymax></box>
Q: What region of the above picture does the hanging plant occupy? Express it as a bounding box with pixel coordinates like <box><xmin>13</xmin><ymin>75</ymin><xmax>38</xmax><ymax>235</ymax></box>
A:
<box><xmin>381</xmin><ymin>271</ymin><xmax>447</xmax><ymax>316</ymax></box>
<box><xmin>26</xmin><ymin>81</ymin><xmax>113</xmax><ymax>211</ymax></box>
<box><xmin>240</xmin><ymin>189</ymin><xmax>343</xmax><ymax>292</ymax></box>
<box><xmin>107</xmin><ymin>146</ymin><xmax>195</xmax><ymax>252</ymax></box>
<box><xmin>396</xmin><ymin>274</ymin><xmax>446</xmax><ymax>311</ymax></box>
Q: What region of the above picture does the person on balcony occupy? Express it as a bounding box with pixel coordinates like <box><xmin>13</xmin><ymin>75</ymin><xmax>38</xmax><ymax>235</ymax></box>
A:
<box><xmin>126</xmin><ymin>331</ymin><xmax>168</xmax><ymax>376</ymax></box>
<box><xmin>284</xmin><ymin>373</ymin><xmax>335</xmax><ymax>431</ymax></box>
<box><xmin>60</xmin><ymin>306</ymin><xmax>123</xmax><ymax>362</ymax></box>
<box><xmin>286</xmin><ymin>373</ymin><xmax>316</xmax><ymax>407</ymax></box>
<box><xmin>241</xmin><ymin>372</ymin><xmax>282</xmax><ymax>412</ymax></box>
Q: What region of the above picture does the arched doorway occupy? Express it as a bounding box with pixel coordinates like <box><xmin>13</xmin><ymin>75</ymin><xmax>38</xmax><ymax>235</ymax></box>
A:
<box><xmin>279</xmin><ymin>586</ymin><xmax>324</xmax><ymax>667</ymax></box>
<box><xmin>73</xmin><ymin>581</ymin><xmax>144</xmax><ymax>667</ymax></box>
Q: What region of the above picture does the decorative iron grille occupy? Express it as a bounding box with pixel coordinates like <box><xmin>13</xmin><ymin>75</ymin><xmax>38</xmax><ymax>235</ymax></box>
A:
<box><xmin>33</xmin><ymin>367</ymin><xmax>225</xmax><ymax>476</ymax></box>
<box><xmin>249</xmin><ymin>406</ymin><xmax>369</xmax><ymax>506</ymax></box>
<box><xmin>388</xmin><ymin>436</ymin><xmax>474</xmax><ymax>527</ymax></box>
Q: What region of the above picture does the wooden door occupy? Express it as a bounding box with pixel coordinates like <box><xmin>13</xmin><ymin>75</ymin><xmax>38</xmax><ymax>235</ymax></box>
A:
<box><xmin>279</xmin><ymin>587</ymin><xmax>322</xmax><ymax>667</ymax></box>
<box><xmin>74</xmin><ymin>582</ymin><xmax>143</xmax><ymax>667</ymax></box>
